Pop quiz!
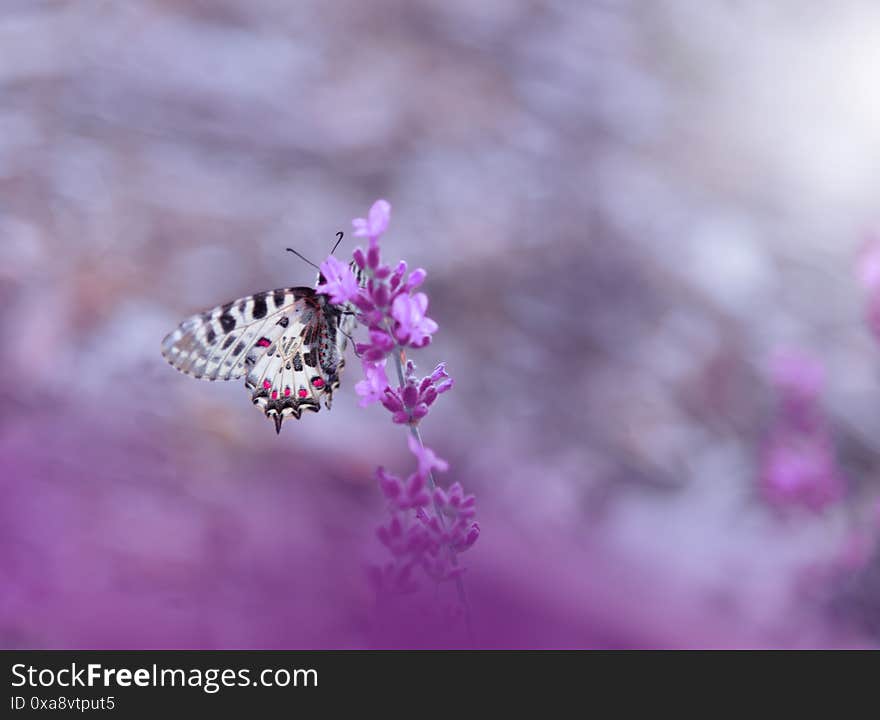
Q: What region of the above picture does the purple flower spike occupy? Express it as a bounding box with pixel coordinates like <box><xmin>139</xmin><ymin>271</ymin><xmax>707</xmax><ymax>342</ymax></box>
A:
<box><xmin>402</xmin><ymin>474</ymin><xmax>431</xmax><ymax>509</ymax></box>
<box><xmin>341</xmin><ymin>200</ymin><xmax>478</xmax><ymax>631</ymax></box>
<box><xmin>390</xmin><ymin>261</ymin><xmax>408</xmax><ymax>291</ymax></box>
<box><xmin>315</xmin><ymin>255</ymin><xmax>360</xmax><ymax>304</ymax></box>
<box><xmin>430</xmin><ymin>363</ymin><xmax>449</xmax><ymax>383</ymax></box>
<box><xmin>355</xmin><ymin>360</ymin><xmax>390</xmax><ymax>407</ymax></box>
<box><xmin>760</xmin><ymin>349</ymin><xmax>845</xmax><ymax>511</ymax></box>
<box><xmin>461</xmin><ymin>522</ymin><xmax>480</xmax><ymax>550</ymax></box>
<box><xmin>448</xmin><ymin>482</ymin><xmax>465</xmax><ymax>503</ymax></box>
<box><xmin>761</xmin><ymin>438</ymin><xmax>844</xmax><ymax>511</ymax></box>
<box><xmin>352</xmin><ymin>199</ymin><xmax>391</xmax><ymax>246</ymax></box>
<box><xmin>422</xmin><ymin>386</ymin><xmax>438</xmax><ymax>407</ymax></box>
<box><xmin>406</xmin><ymin>268</ymin><xmax>427</xmax><ymax>291</ymax></box>
<box><xmin>381</xmin><ymin>388</ymin><xmax>404</xmax><ymax>414</ymax></box>
<box><xmin>356</xmin><ymin>330</ymin><xmax>395</xmax><ymax>364</ymax></box>
<box><xmin>430</xmin><ymin>363</ymin><xmax>454</xmax><ymax>394</ymax></box>
<box><xmin>407</xmin><ymin>434</ymin><xmax>449</xmax><ymax>477</ymax></box>
<box><xmin>376</xmin><ymin>467</ymin><xmax>402</xmax><ymax>500</ymax></box>
<box><xmin>367</xmin><ymin>245</ymin><xmax>381</xmax><ymax>270</ymax></box>
<box><xmin>379</xmin><ymin>363</ymin><xmax>455</xmax><ymax>425</ymax></box>
<box><xmin>402</xmin><ymin>383</ymin><xmax>419</xmax><ymax>408</ymax></box>
<box><xmin>770</xmin><ymin>349</ymin><xmax>825</xmax><ymax>402</ymax></box>
<box><xmin>391</xmin><ymin>292</ymin><xmax>438</xmax><ymax>347</ymax></box>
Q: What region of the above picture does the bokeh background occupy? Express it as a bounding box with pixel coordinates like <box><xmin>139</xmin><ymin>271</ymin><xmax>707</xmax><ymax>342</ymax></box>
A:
<box><xmin>3</xmin><ymin>0</ymin><xmax>880</xmax><ymax>648</ymax></box>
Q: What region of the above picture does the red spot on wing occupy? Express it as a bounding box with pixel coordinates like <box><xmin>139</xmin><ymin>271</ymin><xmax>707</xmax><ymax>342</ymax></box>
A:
<box><xmin>271</xmin><ymin>390</ymin><xmax>278</xmax><ymax>400</ymax></box>
<box><xmin>284</xmin><ymin>387</ymin><xmax>291</xmax><ymax>397</ymax></box>
<box><xmin>312</xmin><ymin>377</ymin><xmax>325</xmax><ymax>388</ymax></box>
<box><xmin>257</xmin><ymin>337</ymin><xmax>271</xmax><ymax>347</ymax></box>
<box><xmin>298</xmin><ymin>388</ymin><xmax>308</xmax><ymax>398</ymax></box>
<box><xmin>263</xmin><ymin>380</ymin><xmax>272</xmax><ymax>390</ymax></box>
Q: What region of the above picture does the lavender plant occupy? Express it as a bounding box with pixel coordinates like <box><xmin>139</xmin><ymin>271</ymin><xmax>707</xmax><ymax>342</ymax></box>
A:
<box><xmin>760</xmin><ymin>349</ymin><xmax>844</xmax><ymax>511</ymax></box>
<box><xmin>859</xmin><ymin>233</ymin><xmax>880</xmax><ymax>346</ymax></box>
<box><xmin>315</xmin><ymin>200</ymin><xmax>478</xmax><ymax>642</ymax></box>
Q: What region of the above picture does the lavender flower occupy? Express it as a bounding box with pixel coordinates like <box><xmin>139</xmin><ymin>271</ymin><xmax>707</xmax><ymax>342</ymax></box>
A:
<box><xmin>858</xmin><ymin>232</ymin><xmax>880</xmax><ymax>345</ymax></box>
<box><xmin>374</xmin><ymin>456</ymin><xmax>479</xmax><ymax>586</ymax></box>
<box><xmin>391</xmin><ymin>292</ymin><xmax>438</xmax><ymax>347</ymax></box>
<box><xmin>352</xmin><ymin>199</ymin><xmax>391</xmax><ymax>246</ymax></box>
<box><xmin>760</xmin><ymin>349</ymin><xmax>845</xmax><ymax>511</ymax></box>
<box><xmin>356</xmin><ymin>330</ymin><xmax>395</xmax><ymax>363</ymax></box>
<box><xmin>380</xmin><ymin>362</ymin><xmax>454</xmax><ymax>425</ymax></box>
<box><xmin>427</xmin><ymin>483</ymin><xmax>479</xmax><ymax>550</ymax></box>
<box><xmin>377</xmin><ymin>466</ymin><xmax>430</xmax><ymax>510</ymax></box>
<box><xmin>315</xmin><ymin>255</ymin><xmax>359</xmax><ymax>305</ymax></box>
<box><xmin>354</xmin><ymin>360</ymin><xmax>389</xmax><ymax>408</ymax></box>
<box><xmin>317</xmin><ymin>199</ymin><xmax>478</xmax><ymax>642</ymax></box>
<box><xmin>407</xmin><ymin>433</ymin><xmax>449</xmax><ymax>478</ymax></box>
<box><xmin>761</xmin><ymin>438</ymin><xmax>844</xmax><ymax>511</ymax></box>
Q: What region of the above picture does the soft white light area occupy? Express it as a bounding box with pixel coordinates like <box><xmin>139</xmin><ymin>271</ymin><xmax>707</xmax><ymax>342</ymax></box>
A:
<box><xmin>668</xmin><ymin>4</ymin><xmax>880</xmax><ymax>233</ymax></box>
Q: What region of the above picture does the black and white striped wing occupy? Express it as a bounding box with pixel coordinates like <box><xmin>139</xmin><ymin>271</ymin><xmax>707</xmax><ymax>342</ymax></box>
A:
<box><xmin>161</xmin><ymin>288</ymin><xmax>312</xmax><ymax>381</ymax></box>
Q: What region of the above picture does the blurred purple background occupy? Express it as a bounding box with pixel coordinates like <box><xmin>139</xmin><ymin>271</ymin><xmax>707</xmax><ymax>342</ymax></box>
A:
<box><xmin>3</xmin><ymin>0</ymin><xmax>880</xmax><ymax>648</ymax></box>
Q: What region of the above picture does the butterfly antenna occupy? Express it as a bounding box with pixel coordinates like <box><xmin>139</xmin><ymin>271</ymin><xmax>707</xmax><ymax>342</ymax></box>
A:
<box><xmin>286</xmin><ymin>248</ymin><xmax>321</xmax><ymax>271</ymax></box>
<box><xmin>331</xmin><ymin>231</ymin><xmax>344</xmax><ymax>255</ymax></box>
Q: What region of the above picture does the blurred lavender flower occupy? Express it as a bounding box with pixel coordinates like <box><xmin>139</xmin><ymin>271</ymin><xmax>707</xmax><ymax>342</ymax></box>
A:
<box><xmin>373</xmin><ymin>445</ymin><xmax>478</xmax><ymax>588</ymax></box>
<box><xmin>858</xmin><ymin>232</ymin><xmax>880</xmax><ymax>345</ymax></box>
<box><xmin>376</xmin><ymin>465</ymin><xmax>430</xmax><ymax>510</ymax></box>
<box><xmin>769</xmin><ymin>349</ymin><xmax>825</xmax><ymax>400</ymax></box>
<box><xmin>424</xmin><ymin>483</ymin><xmax>480</xmax><ymax>555</ymax></box>
<box><xmin>768</xmin><ymin>349</ymin><xmax>826</xmax><ymax>434</ymax></box>
<box><xmin>407</xmin><ymin>434</ymin><xmax>449</xmax><ymax>477</ymax></box>
<box><xmin>761</xmin><ymin>439</ymin><xmax>844</xmax><ymax>511</ymax></box>
<box><xmin>827</xmin><ymin>499</ymin><xmax>880</xmax><ymax>638</ymax></box>
<box><xmin>352</xmin><ymin>199</ymin><xmax>391</xmax><ymax>245</ymax></box>
<box><xmin>317</xmin><ymin>199</ymin><xmax>478</xmax><ymax>642</ymax></box>
<box><xmin>760</xmin><ymin>349</ymin><xmax>845</xmax><ymax>511</ymax></box>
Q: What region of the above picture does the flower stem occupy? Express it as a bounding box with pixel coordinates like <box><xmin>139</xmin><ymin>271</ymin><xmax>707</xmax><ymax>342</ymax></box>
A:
<box><xmin>392</xmin><ymin>347</ymin><xmax>475</xmax><ymax>647</ymax></box>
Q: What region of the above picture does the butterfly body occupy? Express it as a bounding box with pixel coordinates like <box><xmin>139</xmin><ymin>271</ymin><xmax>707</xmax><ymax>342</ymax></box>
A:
<box><xmin>161</xmin><ymin>278</ymin><xmax>357</xmax><ymax>434</ymax></box>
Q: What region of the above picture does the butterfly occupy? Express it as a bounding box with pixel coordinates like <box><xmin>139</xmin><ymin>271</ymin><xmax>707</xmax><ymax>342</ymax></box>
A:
<box><xmin>161</xmin><ymin>248</ymin><xmax>361</xmax><ymax>435</ymax></box>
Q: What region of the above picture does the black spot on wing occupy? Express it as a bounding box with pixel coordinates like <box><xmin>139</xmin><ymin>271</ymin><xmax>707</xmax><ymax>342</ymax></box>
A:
<box><xmin>219</xmin><ymin>313</ymin><xmax>236</xmax><ymax>333</ymax></box>
<box><xmin>232</xmin><ymin>341</ymin><xmax>246</xmax><ymax>356</ymax></box>
<box><xmin>277</xmin><ymin>316</ymin><xmax>289</xmax><ymax>328</ymax></box>
<box><xmin>273</xmin><ymin>289</ymin><xmax>286</xmax><ymax>308</ymax></box>
<box><xmin>222</xmin><ymin>334</ymin><xmax>236</xmax><ymax>350</ymax></box>
<box><xmin>252</xmin><ymin>294</ymin><xmax>268</xmax><ymax>319</ymax></box>
<box><xmin>205</xmin><ymin>328</ymin><xmax>216</xmax><ymax>345</ymax></box>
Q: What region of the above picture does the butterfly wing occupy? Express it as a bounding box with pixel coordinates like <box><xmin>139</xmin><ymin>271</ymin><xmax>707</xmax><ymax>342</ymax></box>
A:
<box><xmin>161</xmin><ymin>288</ymin><xmax>314</xmax><ymax>381</ymax></box>
<box><xmin>246</xmin><ymin>299</ymin><xmax>355</xmax><ymax>433</ymax></box>
<box><xmin>161</xmin><ymin>288</ymin><xmax>353</xmax><ymax>433</ymax></box>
